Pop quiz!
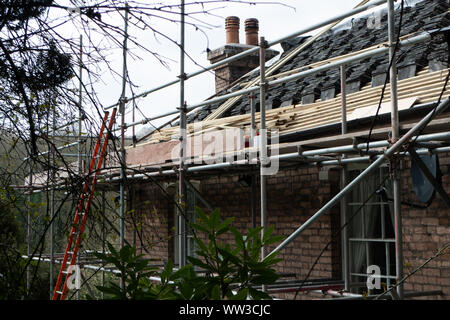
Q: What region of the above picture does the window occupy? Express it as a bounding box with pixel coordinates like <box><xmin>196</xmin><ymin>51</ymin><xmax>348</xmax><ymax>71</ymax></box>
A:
<box><xmin>173</xmin><ymin>181</ymin><xmax>199</xmax><ymax>265</ymax></box>
<box><xmin>346</xmin><ymin>165</ymin><xmax>396</xmax><ymax>294</ymax></box>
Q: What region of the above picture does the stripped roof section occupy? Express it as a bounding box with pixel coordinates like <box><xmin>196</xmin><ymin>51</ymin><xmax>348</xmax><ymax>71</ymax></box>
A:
<box><xmin>186</xmin><ymin>0</ymin><xmax>449</xmax><ymax>123</ymax></box>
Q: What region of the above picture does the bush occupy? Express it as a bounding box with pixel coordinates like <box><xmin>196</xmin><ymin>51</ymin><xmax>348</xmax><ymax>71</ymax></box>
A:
<box><xmin>94</xmin><ymin>206</ymin><xmax>283</xmax><ymax>300</ymax></box>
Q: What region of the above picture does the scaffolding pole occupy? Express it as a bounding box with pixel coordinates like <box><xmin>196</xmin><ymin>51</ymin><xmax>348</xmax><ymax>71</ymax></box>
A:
<box><xmin>387</xmin><ymin>0</ymin><xmax>403</xmax><ymax>299</ymax></box>
<box><xmin>26</xmin><ymin>160</ymin><xmax>32</xmax><ymax>292</ymax></box>
<box><xmin>119</xmin><ymin>4</ymin><xmax>129</xmax><ymax>249</ymax></box>
<box><xmin>118</xmin><ymin>4</ymin><xmax>129</xmax><ymax>293</ymax></box>
<box><xmin>23</xmin><ymin>140</ymin><xmax>84</xmax><ymax>161</ymax></box>
<box><xmin>249</xmin><ymin>93</ymin><xmax>257</xmax><ymax>230</ymax></box>
<box><xmin>339</xmin><ymin>64</ymin><xmax>350</xmax><ymax>291</ymax></box>
<box><xmin>266</xmin><ymin>97</ymin><xmax>450</xmax><ymax>260</ymax></box>
<box><xmin>101</xmin><ymin>158</ymin><xmax>106</xmax><ymax>299</ymax></box>
<box><xmin>178</xmin><ymin>0</ymin><xmax>187</xmax><ymax>268</ymax></box>
<box><xmin>259</xmin><ymin>37</ymin><xmax>268</xmax><ymax>293</ymax></box>
<box><xmin>76</xmin><ymin>34</ymin><xmax>83</xmax><ymax>300</ymax></box>
<box><xmin>49</xmin><ymin>105</ymin><xmax>56</xmax><ymax>299</ymax></box>
<box><xmin>78</xmin><ymin>35</ymin><xmax>83</xmax><ymax>178</ymax></box>
<box><xmin>26</xmin><ymin>130</ymin><xmax>450</xmax><ymax>195</ymax></box>
<box><xmin>95</xmin><ymin>142</ymin><xmax>450</xmax><ymax>184</ymax></box>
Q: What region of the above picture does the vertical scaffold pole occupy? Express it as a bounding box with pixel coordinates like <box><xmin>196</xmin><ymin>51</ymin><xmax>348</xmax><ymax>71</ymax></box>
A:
<box><xmin>75</xmin><ymin>34</ymin><xmax>83</xmax><ymax>301</ymax></box>
<box><xmin>27</xmin><ymin>159</ymin><xmax>32</xmax><ymax>292</ymax></box>
<box><xmin>259</xmin><ymin>36</ymin><xmax>268</xmax><ymax>292</ymax></box>
<box><xmin>49</xmin><ymin>103</ymin><xmax>56</xmax><ymax>299</ymax></box>
<box><xmin>387</xmin><ymin>0</ymin><xmax>403</xmax><ymax>299</ymax></box>
<box><xmin>250</xmin><ymin>94</ymin><xmax>256</xmax><ymax>147</ymax></box>
<box><xmin>340</xmin><ymin>64</ymin><xmax>350</xmax><ymax>291</ymax></box>
<box><xmin>119</xmin><ymin>3</ymin><xmax>129</xmax><ymax>249</ymax></box>
<box><xmin>178</xmin><ymin>0</ymin><xmax>187</xmax><ymax>268</ymax></box>
<box><xmin>101</xmin><ymin>159</ymin><xmax>106</xmax><ymax>299</ymax></box>
<box><xmin>249</xmin><ymin>94</ymin><xmax>257</xmax><ymax>229</ymax></box>
<box><xmin>78</xmin><ymin>35</ymin><xmax>83</xmax><ymax>185</ymax></box>
<box><xmin>119</xmin><ymin>4</ymin><xmax>129</xmax><ymax>292</ymax></box>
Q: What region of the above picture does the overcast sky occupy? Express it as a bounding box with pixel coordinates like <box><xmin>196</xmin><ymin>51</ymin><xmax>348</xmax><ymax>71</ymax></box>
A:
<box><xmin>77</xmin><ymin>0</ymin><xmax>391</xmax><ymax>137</ymax></box>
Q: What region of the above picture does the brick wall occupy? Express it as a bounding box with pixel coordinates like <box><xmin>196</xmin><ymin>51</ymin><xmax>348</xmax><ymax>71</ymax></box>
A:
<box><xmin>126</xmin><ymin>153</ymin><xmax>450</xmax><ymax>299</ymax></box>
<box><xmin>399</xmin><ymin>152</ymin><xmax>450</xmax><ymax>300</ymax></box>
<box><xmin>125</xmin><ymin>181</ymin><xmax>175</xmax><ymax>263</ymax></box>
<box><xmin>197</xmin><ymin>167</ymin><xmax>342</xmax><ymax>278</ymax></box>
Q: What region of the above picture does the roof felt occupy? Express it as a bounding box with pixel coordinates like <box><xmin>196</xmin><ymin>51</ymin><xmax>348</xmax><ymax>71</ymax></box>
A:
<box><xmin>186</xmin><ymin>0</ymin><xmax>449</xmax><ymax>124</ymax></box>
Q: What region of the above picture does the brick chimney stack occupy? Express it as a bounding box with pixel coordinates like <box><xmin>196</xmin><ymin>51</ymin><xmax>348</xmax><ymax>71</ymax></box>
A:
<box><xmin>207</xmin><ymin>17</ymin><xmax>279</xmax><ymax>94</ymax></box>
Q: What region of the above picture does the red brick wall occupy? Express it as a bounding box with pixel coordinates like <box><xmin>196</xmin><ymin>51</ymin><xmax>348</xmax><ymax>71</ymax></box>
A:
<box><xmin>126</xmin><ymin>153</ymin><xmax>450</xmax><ymax>299</ymax></box>
<box><xmin>197</xmin><ymin>167</ymin><xmax>342</xmax><ymax>280</ymax></box>
<box><xmin>399</xmin><ymin>152</ymin><xmax>450</xmax><ymax>300</ymax></box>
<box><xmin>125</xmin><ymin>182</ymin><xmax>175</xmax><ymax>263</ymax></box>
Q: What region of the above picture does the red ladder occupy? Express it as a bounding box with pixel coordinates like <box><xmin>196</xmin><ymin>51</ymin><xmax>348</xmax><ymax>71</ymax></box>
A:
<box><xmin>52</xmin><ymin>108</ymin><xmax>117</xmax><ymax>300</ymax></box>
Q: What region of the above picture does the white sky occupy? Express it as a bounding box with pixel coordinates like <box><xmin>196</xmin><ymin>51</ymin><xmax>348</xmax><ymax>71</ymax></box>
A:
<box><xmin>71</xmin><ymin>0</ymin><xmax>390</xmax><ymax>138</ymax></box>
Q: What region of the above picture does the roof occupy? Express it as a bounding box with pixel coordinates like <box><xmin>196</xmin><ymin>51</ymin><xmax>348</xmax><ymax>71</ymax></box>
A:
<box><xmin>187</xmin><ymin>0</ymin><xmax>449</xmax><ymax>122</ymax></box>
<box><xmin>144</xmin><ymin>0</ymin><xmax>449</xmax><ymax>145</ymax></box>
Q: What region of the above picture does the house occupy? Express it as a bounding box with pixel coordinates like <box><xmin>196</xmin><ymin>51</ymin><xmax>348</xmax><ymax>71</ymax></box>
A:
<box><xmin>124</xmin><ymin>0</ymin><xmax>450</xmax><ymax>299</ymax></box>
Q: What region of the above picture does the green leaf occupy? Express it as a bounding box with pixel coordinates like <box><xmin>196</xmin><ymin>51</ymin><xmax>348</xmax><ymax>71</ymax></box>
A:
<box><xmin>189</xmin><ymin>222</ymin><xmax>209</xmax><ymax>233</ymax></box>
<box><xmin>186</xmin><ymin>256</ymin><xmax>211</xmax><ymax>271</ymax></box>
<box><xmin>249</xmin><ymin>287</ymin><xmax>272</xmax><ymax>300</ymax></box>
<box><xmin>263</xmin><ymin>235</ymin><xmax>284</xmax><ymax>246</ymax></box>
<box><xmin>194</xmin><ymin>206</ymin><xmax>209</xmax><ymax>224</ymax></box>
<box><xmin>211</xmin><ymin>284</ymin><xmax>221</xmax><ymax>300</ymax></box>
<box><xmin>247</xmin><ymin>226</ymin><xmax>264</xmax><ymax>240</ymax></box>
<box><xmin>210</xmin><ymin>208</ymin><xmax>221</xmax><ymax>229</ymax></box>
<box><xmin>262</xmin><ymin>226</ymin><xmax>275</xmax><ymax>242</ymax></box>
<box><xmin>180</xmin><ymin>282</ymin><xmax>193</xmax><ymax>299</ymax></box>
<box><xmin>107</xmin><ymin>242</ymin><xmax>118</xmax><ymax>257</ymax></box>
<box><xmin>193</xmin><ymin>234</ymin><xmax>208</xmax><ymax>253</ymax></box>
<box><xmin>161</xmin><ymin>259</ymin><xmax>173</xmax><ymax>283</ymax></box>
<box><xmin>216</xmin><ymin>217</ymin><xmax>234</xmax><ymax>235</ymax></box>
<box><xmin>230</xmin><ymin>226</ymin><xmax>244</xmax><ymax>249</ymax></box>
<box><xmin>217</xmin><ymin>247</ymin><xmax>241</xmax><ymax>266</ymax></box>
<box><xmin>119</xmin><ymin>245</ymin><xmax>133</xmax><ymax>261</ymax></box>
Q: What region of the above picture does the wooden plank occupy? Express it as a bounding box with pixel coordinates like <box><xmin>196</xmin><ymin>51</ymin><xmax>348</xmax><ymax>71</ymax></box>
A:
<box><xmin>146</xmin><ymin>68</ymin><xmax>450</xmax><ymax>144</ymax></box>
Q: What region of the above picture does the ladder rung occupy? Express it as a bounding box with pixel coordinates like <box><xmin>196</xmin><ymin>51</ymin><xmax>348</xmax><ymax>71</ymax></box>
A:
<box><xmin>56</xmin><ymin>291</ymin><xmax>63</xmax><ymax>294</ymax></box>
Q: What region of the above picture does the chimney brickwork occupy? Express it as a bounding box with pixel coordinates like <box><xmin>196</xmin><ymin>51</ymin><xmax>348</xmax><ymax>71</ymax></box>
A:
<box><xmin>208</xmin><ymin>17</ymin><xmax>279</xmax><ymax>93</ymax></box>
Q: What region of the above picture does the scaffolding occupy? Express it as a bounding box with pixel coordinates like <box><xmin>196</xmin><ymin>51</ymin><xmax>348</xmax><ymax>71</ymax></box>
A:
<box><xmin>18</xmin><ymin>0</ymin><xmax>450</xmax><ymax>300</ymax></box>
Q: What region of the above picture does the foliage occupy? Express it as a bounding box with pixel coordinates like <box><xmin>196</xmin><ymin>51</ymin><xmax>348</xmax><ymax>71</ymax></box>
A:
<box><xmin>0</xmin><ymin>195</ymin><xmax>24</xmax><ymax>299</ymax></box>
<box><xmin>94</xmin><ymin>207</ymin><xmax>283</xmax><ymax>300</ymax></box>
<box><xmin>93</xmin><ymin>242</ymin><xmax>175</xmax><ymax>300</ymax></box>
<box><xmin>185</xmin><ymin>207</ymin><xmax>283</xmax><ymax>300</ymax></box>
<box><xmin>0</xmin><ymin>195</ymin><xmax>50</xmax><ymax>300</ymax></box>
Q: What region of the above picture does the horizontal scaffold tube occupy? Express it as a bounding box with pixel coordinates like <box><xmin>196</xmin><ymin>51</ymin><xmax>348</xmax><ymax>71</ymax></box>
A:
<box><xmin>273</xmin><ymin>131</ymin><xmax>450</xmax><ymax>160</ymax></box>
<box><xmin>19</xmin><ymin>129</ymin><xmax>450</xmax><ymax>191</ymax></box>
<box><xmin>23</xmin><ymin>140</ymin><xmax>85</xmax><ymax>161</ymax></box>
